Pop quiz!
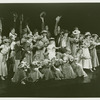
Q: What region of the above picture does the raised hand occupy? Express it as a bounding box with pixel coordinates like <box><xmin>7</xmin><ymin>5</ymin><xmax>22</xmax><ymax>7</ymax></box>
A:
<box><xmin>40</xmin><ymin>12</ymin><xmax>46</xmax><ymax>21</ymax></box>
<box><xmin>56</xmin><ymin>16</ymin><xmax>62</xmax><ymax>22</ymax></box>
<box><xmin>13</xmin><ymin>12</ymin><xmax>18</xmax><ymax>22</ymax></box>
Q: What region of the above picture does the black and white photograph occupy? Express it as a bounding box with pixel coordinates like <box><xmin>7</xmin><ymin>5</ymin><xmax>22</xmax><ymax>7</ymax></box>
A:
<box><xmin>0</xmin><ymin>1</ymin><xmax>100</xmax><ymax>98</ymax></box>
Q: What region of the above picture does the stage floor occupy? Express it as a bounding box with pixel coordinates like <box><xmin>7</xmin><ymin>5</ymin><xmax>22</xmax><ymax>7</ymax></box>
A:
<box><xmin>0</xmin><ymin>50</ymin><xmax>100</xmax><ymax>97</ymax></box>
<box><xmin>0</xmin><ymin>66</ymin><xmax>100</xmax><ymax>97</ymax></box>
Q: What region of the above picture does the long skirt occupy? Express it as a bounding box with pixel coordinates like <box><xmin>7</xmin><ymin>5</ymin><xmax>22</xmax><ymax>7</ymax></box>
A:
<box><xmin>25</xmin><ymin>52</ymin><xmax>31</xmax><ymax>65</ymax></box>
<box><xmin>82</xmin><ymin>48</ymin><xmax>92</xmax><ymax>69</ymax></box>
<box><xmin>71</xmin><ymin>62</ymin><xmax>88</xmax><ymax>77</ymax></box>
<box><xmin>33</xmin><ymin>49</ymin><xmax>44</xmax><ymax>61</ymax></box>
<box><xmin>0</xmin><ymin>53</ymin><xmax>8</xmax><ymax>77</ymax></box>
<box><xmin>41</xmin><ymin>67</ymin><xmax>54</xmax><ymax>80</ymax></box>
<box><xmin>71</xmin><ymin>43</ymin><xmax>79</xmax><ymax>57</ymax></box>
<box><xmin>54</xmin><ymin>68</ymin><xmax>64</xmax><ymax>80</ymax></box>
<box><xmin>13</xmin><ymin>60</ymin><xmax>20</xmax><ymax>72</ymax></box>
<box><xmin>12</xmin><ymin>68</ymin><xmax>27</xmax><ymax>83</ymax></box>
<box><xmin>90</xmin><ymin>48</ymin><xmax>99</xmax><ymax>68</ymax></box>
<box><xmin>28</xmin><ymin>68</ymin><xmax>44</xmax><ymax>82</ymax></box>
<box><xmin>62</xmin><ymin>63</ymin><xmax>77</xmax><ymax>79</ymax></box>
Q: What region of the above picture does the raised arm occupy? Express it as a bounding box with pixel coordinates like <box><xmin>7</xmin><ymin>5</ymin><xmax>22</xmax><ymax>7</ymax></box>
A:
<box><xmin>54</xmin><ymin>16</ymin><xmax>61</xmax><ymax>36</ymax></box>
<box><xmin>26</xmin><ymin>24</ymin><xmax>32</xmax><ymax>34</ymax></box>
<box><xmin>40</xmin><ymin>12</ymin><xmax>46</xmax><ymax>31</ymax></box>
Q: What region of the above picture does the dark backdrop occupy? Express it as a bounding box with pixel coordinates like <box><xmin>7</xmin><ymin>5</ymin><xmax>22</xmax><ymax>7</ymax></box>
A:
<box><xmin>0</xmin><ymin>3</ymin><xmax>100</xmax><ymax>36</ymax></box>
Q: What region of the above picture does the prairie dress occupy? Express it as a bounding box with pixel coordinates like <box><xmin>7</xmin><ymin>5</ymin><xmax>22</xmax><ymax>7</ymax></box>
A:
<box><xmin>28</xmin><ymin>68</ymin><xmax>44</xmax><ymax>82</ymax></box>
<box><xmin>33</xmin><ymin>49</ymin><xmax>44</xmax><ymax>61</ymax></box>
<box><xmin>71</xmin><ymin>62</ymin><xmax>88</xmax><ymax>77</ymax></box>
<box><xmin>54</xmin><ymin>67</ymin><xmax>64</xmax><ymax>80</ymax></box>
<box><xmin>62</xmin><ymin>63</ymin><xmax>77</xmax><ymax>79</ymax></box>
<box><xmin>12</xmin><ymin>68</ymin><xmax>27</xmax><ymax>83</ymax></box>
<box><xmin>40</xmin><ymin>67</ymin><xmax>54</xmax><ymax>80</ymax></box>
<box><xmin>82</xmin><ymin>48</ymin><xmax>92</xmax><ymax>69</ymax></box>
<box><xmin>90</xmin><ymin>47</ymin><xmax>99</xmax><ymax>68</ymax></box>
<box><xmin>0</xmin><ymin>53</ymin><xmax>8</xmax><ymax>77</ymax></box>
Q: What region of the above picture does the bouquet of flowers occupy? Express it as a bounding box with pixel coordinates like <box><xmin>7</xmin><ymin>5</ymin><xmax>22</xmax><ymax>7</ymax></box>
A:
<box><xmin>18</xmin><ymin>61</ymin><xmax>30</xmax><ymax>71</ymax></box>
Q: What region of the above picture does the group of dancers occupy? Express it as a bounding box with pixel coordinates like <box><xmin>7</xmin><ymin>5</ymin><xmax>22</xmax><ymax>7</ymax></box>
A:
<box><xmin>0</xmin><ymin>12</ymin><xmax>100</xmax><ymax>85</ymax></box>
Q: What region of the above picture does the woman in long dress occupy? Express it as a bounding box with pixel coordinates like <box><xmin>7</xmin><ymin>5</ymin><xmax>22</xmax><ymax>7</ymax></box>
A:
<box><xmin>82</xmin><ymin>32</ymin><xmax>93</xmax><ymax>72</ymax></box>
<box><xmin>60</xmin><ymin>30</ymin><xmax>71</xmax><ymax>50</ymax></box>
<box><xmin>12</xmin><ymin>58</ymin><xmax>30</xmax><ymax>84</ymax></box>
<box><xmin>40</xmin><ymin>59</ymin><xmax>54</xmax><ymax>80</ymax></box>
<box><xmin>89</xmin><ymin>34</ymin><xmax>100</xmax><ymax>70</ymax></box>
<box><xmin>24</xmin><ymin>37</ymin><xmax>33</xmax><ymax>65</ymax></box>
<box><xmin>69</xmin><ymin>55</ymin><xmax>88</xmax><ymax>78</ymax></box>
<box><xmin>14</xmin><ymin>37</ymin><xmax>22</xmax><ymax>73</ymax></box>
<box><xmin>0</xmin><ymin>39</ymin><xmax>10</xmax><ymax>80</ymax></box>
<box><xmin>76</xmin><ymin>44</ymin><xmax>84</xmax><ymax>67</ymax></box>
<box><xmin>61</xmin><ymin>49</ymin><xmax>77</xmax><ymax>79</ymax></box>
<box><xmin>33</xmin><ymin>37</ymin><xmax>45</xmax><ymax>61</ymax></box>
<box><xmin>52</xmin><ymin>59</ymin><xmax>64</xmax><ymax>80</ymax></box>
<box><xmin>46</xmin><ymin>38</ymin><xmax>60</xmax><ymax>60</ymax></box>
<box><xmin>70</xmin><ymin>27</ymin><xmax>80</xmax><ymax>57</ymax></box>
<box><xmin>28</xmin><ymin>61</ymin><xmax>44</xmax><ymax>83</ymax></box>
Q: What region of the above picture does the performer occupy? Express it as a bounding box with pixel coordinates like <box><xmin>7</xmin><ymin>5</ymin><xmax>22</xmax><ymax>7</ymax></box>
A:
<box><xmin>12</xmin><ymin>58</ymin><xmax>30</xmax><ymax>84</ymax></box>
<box><xmin>9</xmin><ymin>28</ymin><xmax>17</xmax><ymax>73</ymax></box>
<box><xmin>33</xmin><ymin>35</ymin><xmax>45</xmax><ymax>61</ymax></box>
<box><xmin>82</xmin><ymin>32</ymin><xmax>93</xmax><ymax>72</ymax></box>
<box><xmin>0</xmin><ymin>39</ymin><xmax>10</xmax><ymax>80</ymax></box>
<box><xmin>61</xmin><ymin>49</ymin><xmax>77</xmax><ymax>79</ymax></box>
<box><xmin>9</xmin><ymin>28</ymin><xmax>17</xmax><ymax>41</ymax></box>
<box><xmin>14</xmin><ymin>37</ymin><xmax>22</xmax><ymax>73</ymax></box>
<box><xmin>89</xmin><ymin>34</ymin><xmax>100</xmax><ymax>70</ymax></box>
<box><xmin>60</xmin><ymin>29</ymin><xmax>71</xmax><ymax>50</ymax></box>
<box><xmin>0</xmin><ymin>19</ymin><xmax>2</xmax><ymax>44</ymax></box>
<box><xmin>28</xmin><ymin>61</ymin><xmax>43</xmax><ymax>83</ymax></box>
<box><xmin>54</xmin><ymin>16</ymin><xmax>62</xmax><ymax>47</ymax></box>
<box><xmin>40</xmin><ymin>12</ymin><xmax>51</xmax><ymax>39</ymax></box>
<box><xmin>70</xmin><ymin>27</ymin><xmax>80</xmax><ymax>57</ymax></box>
<box><xmin>24</xmin><ymin>36</ymin><xmax>33</xmax><ymax>65</ymax></box>
<box><xmin>40</xmin><ymin>59</ymin><xmax>54</xmax><ymax>80</ymax></box>
<box><xmin>46</xmin><ymin>38</ymin><xmax>60</xmax><ymax>60</ymax></box>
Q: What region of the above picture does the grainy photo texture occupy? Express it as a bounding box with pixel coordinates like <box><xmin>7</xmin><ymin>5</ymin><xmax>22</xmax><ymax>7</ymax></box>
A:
<box><xmin>0</xmin><ymin>3</ymin><xmax>100</xmax><ymax>97</ymax></box>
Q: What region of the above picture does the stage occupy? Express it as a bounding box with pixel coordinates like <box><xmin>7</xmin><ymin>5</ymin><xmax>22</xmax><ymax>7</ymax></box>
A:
<box><xmin>0</xmin><ymin>66</ymin><xmax>100</xmax><ymax>97</ymax></box>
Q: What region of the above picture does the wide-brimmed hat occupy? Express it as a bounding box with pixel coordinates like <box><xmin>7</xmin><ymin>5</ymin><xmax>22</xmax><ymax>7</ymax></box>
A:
<box><xmin>3</xmin><ymin>38</ymin><xmax>10</xmax><ymax>43</ymax></box>
<box><xmin>40</xmin><ymin>12</ymin><xmax>46</xmax><ymax>18</ymax></box>
<box><xmin>49</xmin><ymin>37</ymin><xmax>55</xmax><ymax>41</ymax></box>
<box><xmin>27</xmin><ymin>33</ymin><xmax>33</xmax><ymax>38</ymax></box>
<box><xmin>92</xmin><ymin>34</ymin><xmax>98</xmax><ymax>37</ymax></box>
<box><xmin>2</xmin><ymin>36</ymin><xmax>6</xmax><ymax>40</ymax></box>
<box><xmin>85</xmin><ymin>32</ymin><xmax>91</xmax><ymax>36</ymax></box>
<box><xmin>72</xmin><ymin>29</ymin><xmax>80</xmax><ymax>35</ymax></box>
<box><xmin>41</xmin><ymin>30</ymin><xmax>48</xmax><ymax>34</ymax></box>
